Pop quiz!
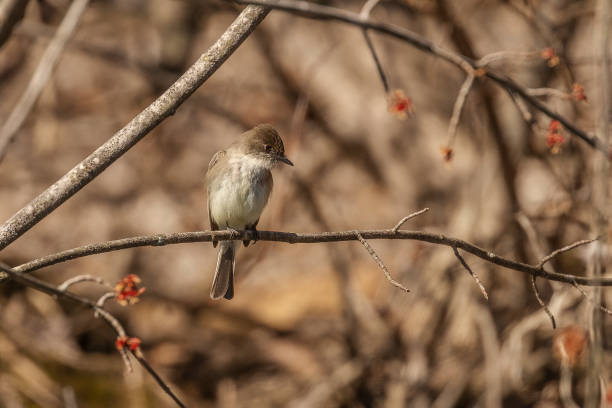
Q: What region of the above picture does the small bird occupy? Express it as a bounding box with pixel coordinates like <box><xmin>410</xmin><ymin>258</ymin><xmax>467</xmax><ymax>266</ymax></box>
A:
<box><xmin>205</xmin><ymin>124</ymin><xmax>293</xmax><ymax>300</ymax></box>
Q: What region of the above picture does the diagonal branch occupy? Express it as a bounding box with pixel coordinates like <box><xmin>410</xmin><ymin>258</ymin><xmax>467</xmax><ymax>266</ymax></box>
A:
<box><xmin>354</xmin><ymin>230</ymin><xmax>409</xmax><ymax>292</ymax></box>
<box><xmin>538</xmin><ymin>238</ymin><xmax>598</xmax><ymax>268</ymax></box>
<box><xmin>5</xmin><ymin>226</ymin><xmax>612</xmax><ymax>287</ymax></box>
<box><xmin>0</xmin><ymin>5</ymin><xmax>270</xmax><ymax>251</ymax></box>
<box><xmin>445</xmin><ymin>73</ymin><xmax>475</xmax><ymax>148</ymax></box>
<box><xmin>360</xmin><ymin>0</ymin><xmax>389</xmax><ymax>93</ymax></box>
<box><xmin>232</xmin><ymin>0</ymin><xmax>609</xmax><ymax>154</ymax></box>
<box><xmin>452</xmin><ymin>246</ymin><xmax>488</xmax><ymax>300</ymax></box>
<box><xmin>530</xmin><ymin>275</ymin><xmax>556</xmax><ymax>329</ymax></box>
<box><xmin>0</xmin><ymin>0</ymin><xmax>90</xmax><ymax>163</ymax></box>
<box><xmin>0</xmin><ymin>263</ymin><xmax>186</xmax><ymax>408</ymax></box>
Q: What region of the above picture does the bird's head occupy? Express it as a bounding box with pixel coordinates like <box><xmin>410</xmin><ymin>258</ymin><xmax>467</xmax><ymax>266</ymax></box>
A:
<box><xmin>242</xmin><ymin>124</ymin><xmax>293</xmax><ymax>167</ymax></box>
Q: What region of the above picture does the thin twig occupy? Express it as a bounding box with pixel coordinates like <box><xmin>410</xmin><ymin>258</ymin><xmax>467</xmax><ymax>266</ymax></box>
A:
<box><xmin>515</xmin><ymin>213</ymin><xmax>557</xmax><ymax>329</ymax></box>
<box><xmin>0</xmin><ymin>5</ymin><xmax>270</xmax><ymax>252</ymax></box>
<box><xmin>232</xmin><ymin>0</ymin><xmax>609</xmax><ymax>154</ymax></box>
<box><xmin>360</xmin><ymin>0</ymin><xmax>389</xmax><ymax>93</ymax></box>
<box><xmin>0</xmin><ymin>0</ymin><xmax>90</xmax><ymax>163</ymax></box>
<box><xmin>361</xmin><ymin>30</ymin><xmax>389</xmax><ymax>93</ymax></box>
<box><xmin>391</xmin><ymin>208</ymin><xmax>429</xmax><ymax>232</ymax></box>
<box><xmin>530</xmin><ymin>275</ymin><xmax>556</xmax><ymax>329</ymax></box>
<box><xmin>508</xmin><ymin>91</ymin><xmax>536</xmax><ymax>128</ymax></box>
<box><xmin>57</xmin><ymin>274</ymin><xmax>112</xmax><ymax>292</ymax></box>
<box><xmin>477</xmin><ymin>50</ymin><xmax>541</xmax><ymax>67</ymax></box>
<box><xmin>132</xmin><ymin>353</ymin><xmax>186</xmax><ymax>408</ymax></box>
<box><xmin>360</xmin><ymin>0</ymin><xmax>382</xmax><ymax>17</ymax></box>
<box><xmin>572</xmin><ymin>280</ymin><xmax>612</xmax><ymax>315</ymax></box>
<box><xmin>3</xmin><ymin>228</ymin><xmax>612</xmax><ymax>287</ymax></box>
<box><xmin>96</xmin><ymin>292</ymin><xmax>117</xmax><ymax>309</ymax></box>
<box><xmin>538</xmin><ymin>238</ymin><xmax>598</xmax><ymax>268</ymax></box>
<box><xmin>452</xmin><ymin>246</ymin><xmax>488</xmax><ymax>300</ymax></box>
<box><xmin>526</xmin><ymin>87</ymin><xmax>570</xmax><ymax>99</ymax></box>
<box><xmin>354</xmin><ymin>231</ymin><xmax>410</xmax><ymax>292</ymax></box>
<box><xmin>93</xmin><ymin>306</ymin><xmax>132</xmax><ymax>372</ymax></box>
<box><xmin>446</xmin><ymin>73</ymin><xmax>475</xmax><ymax>148</ymax></box>
<box><xmin>0</xmin><ymin>263</ymin><xmax>186</xmax><ymax>408</ymax></box>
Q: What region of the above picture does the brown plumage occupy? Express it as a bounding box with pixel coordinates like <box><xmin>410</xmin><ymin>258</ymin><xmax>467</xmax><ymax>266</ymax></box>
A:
<box><xmin>205</xmin><ymin>124</ymin><xmax>293</xmax><ymax>300</ymax></box>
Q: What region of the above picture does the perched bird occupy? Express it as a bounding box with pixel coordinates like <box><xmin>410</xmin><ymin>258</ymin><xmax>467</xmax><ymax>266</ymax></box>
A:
<box><xmin>205</xmin><ymin>124</ymin><xmax>293</xmax><ymax>300</ymax></box>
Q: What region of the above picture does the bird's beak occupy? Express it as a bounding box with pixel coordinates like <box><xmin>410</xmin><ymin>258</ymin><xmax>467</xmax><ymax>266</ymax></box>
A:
<box><xmin>278</xmin><ymin>155</ymin><xmax>294</xmax><ymax>166</ymax></box>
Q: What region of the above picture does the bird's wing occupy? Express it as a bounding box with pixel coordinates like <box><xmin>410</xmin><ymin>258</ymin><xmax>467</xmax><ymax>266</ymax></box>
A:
<box><xmin>207</xmin><ymin>149</ymin><xmax>226</xmax><ymax>171</ymax></box>
<box><xmin>206</xmin><ymin>150</ymin><xmax>226</xmax><ymax>245</ymax></box>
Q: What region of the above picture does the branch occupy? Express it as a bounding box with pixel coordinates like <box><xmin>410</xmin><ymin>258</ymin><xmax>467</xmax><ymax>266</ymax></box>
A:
<box><xmin>359</xmin><ymin>0</ymin><xmax>389</xmax><ymax>93</ymax></box>
<box><xmin>392</xmin><ymin>207</ymin><xmax>429</xmax><ymax>232</ymax></box>
<box><xmin>538</xmin><ymin>238</ymin><xmax>597</xmax><ymax>268</ymax></box>
<box><xmin>445</xmin><ymin>73</ymin><xmax>475</xmax><ymax>148</ymax></box>
<box><xmin>0</xmin><ymin>0</ymin><xmax>90</xmax><ymax>163</ymax></box>
<box><xmin>232</xmin><ymin>0</ymin><xmax>609</xmax><ymax>154</ymax></box>
<box><xmin>0</xmin><ymin>263</ymin><xmax>186</xmax><ymax>408</ymax></box>
<box><xmin>354</xmin><ymin>231</ymin><xmax>409</xmax><ymax>292</ymax></box>
<box><xmin>0</xmin><ymin>5</ymin><xmax>270</xmax><ymax>251</ymax></box>
<box><xmin>530</xmin><ymin>275</ymin><xmax>556</xmax><ymax>329</ymax></box>
<box><xmin>5</xmin><ymin>226</ymin><xmax>612</xmax><ymax>287</ymax></box>
<box><xmin>452</xmin><ymin>246</ymin><xmax>488</xmax><ymax>300</ymax></box>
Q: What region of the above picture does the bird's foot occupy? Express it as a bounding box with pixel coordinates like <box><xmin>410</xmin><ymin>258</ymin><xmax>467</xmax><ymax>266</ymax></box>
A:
<box><xmin>243</xmin><ymin>228</ymin><xmax>259</xmax><ymax>247</ymax></box>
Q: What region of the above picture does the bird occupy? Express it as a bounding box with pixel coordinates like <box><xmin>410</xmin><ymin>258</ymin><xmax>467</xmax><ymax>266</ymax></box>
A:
<box><xmin>205</xmin><ymin>124</ymin><xmax>293</xmax><ymax>300</ymax></box>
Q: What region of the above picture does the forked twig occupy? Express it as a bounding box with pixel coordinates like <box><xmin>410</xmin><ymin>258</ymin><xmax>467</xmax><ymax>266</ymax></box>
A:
<box><xmin>0</xmin><ymin>263</ymin><xmax>186</xmax><ymax>408</ymax></box>
<box><xmin>354</xmin><ymin>231</ymin><xmax>409</xmax><ymax>292</ymax></box>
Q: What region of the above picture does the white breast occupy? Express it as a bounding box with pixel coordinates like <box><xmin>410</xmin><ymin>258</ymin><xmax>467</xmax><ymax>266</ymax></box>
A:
<box><xmin>208</xmin><ymin>154</ymin><xmax>272</xmax><ymax>230</ymax></box>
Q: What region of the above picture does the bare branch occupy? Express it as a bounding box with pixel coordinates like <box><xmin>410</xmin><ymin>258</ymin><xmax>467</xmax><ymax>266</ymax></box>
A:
<box><xmin>446</xmin><ymin>73</ymin><xmax>475</xmax><ymax>148</ymax></box>
<box><xmin>354</xmin><ymin>231</ymin><xmax>410</xmax><ymax>293</ymax></box>
<box><xmin>57</xmin><ymin>274</ymin><xmax>112</xmax><ymax>292</ymax></box>
<box><xmin>572</xmin><ymin>281</ymin><xmax>612</xmax><ymax>315</ymax></box>
<box><xmin>538</xmin><ymin>238</ymin><xmax>598</xmax><ymax>268</ymax></box>
<box><xmin>361</xmin><ymin>29</ymin><xmax>389</xmax><ymax>93</ymax></box>
<box><xmin>530</xmin><ymin>275</ymin><xmax>556</xmax><ymax>329</ymax></box>
<box><xmin>452</xmin><ymin>246</ymin><xmax>488</xmax><ymax>300</ymax></box>
<box><xmin>232</xmin><ymin>0</ymin><xmax>609</xmax><ymax>154</ymax></box>
<box><xmin>391</xmin><ymin>208</ymin><xmax>429</xmax><ymax>232</ymax></box>
<box><xmin>0</xmin><ymin>263</ymin><xmax>186</xmax><ymax>408</ymax></box>
<box><xmin>359</xmin><ymin>0</ymin><xmax>382</xmax><ymax>18</ymax></box>
<box><xmin>526</xmin><ymin>87</ymin><xmax>571</xmax><ymax>99</ymax></box>
<box><xmin>516</xmin><ymin>213</ymin><xmax>557</xmax><ymax>329</ymax></box>
<box><xmin>0</xmin><ymin>5</ymin><xmax>270</xmax><ymax>251</ymax></box>
<box><xmin>4</xmin><ymin>227</ymin><xmax>611</xmax><ymax>287</ymax></box>
<box><xmin>0</xmin><ymin>0</ymin><xmax>90</xmax><ymax>163</ymax></box>
<box><xmin>477</xmin><ymin>50</ymin><xmax>541</xmax><ymax>67</ymax></box>
<box><xmin>96</xmin><ymin>292</ymin><xmax>116</xmax><ymax>309</ymax></box>
<box><xmin>360</xmin><ymin>0</ymin><xmax>388</xmax><ymax>93</ymax></box>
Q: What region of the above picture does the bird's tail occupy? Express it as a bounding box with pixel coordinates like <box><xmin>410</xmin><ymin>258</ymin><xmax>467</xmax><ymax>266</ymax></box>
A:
<box><xmin>210</xmin><ymin>241</ymin><xmax>236</xmax><ymax>300</ymax></box>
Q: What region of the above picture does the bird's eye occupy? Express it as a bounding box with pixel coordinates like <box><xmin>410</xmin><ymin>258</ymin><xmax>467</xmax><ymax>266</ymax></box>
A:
<box><xmin>264</xmin><ymin>144</ymin><xmax>273</xmax><ymax>153</ymax></box>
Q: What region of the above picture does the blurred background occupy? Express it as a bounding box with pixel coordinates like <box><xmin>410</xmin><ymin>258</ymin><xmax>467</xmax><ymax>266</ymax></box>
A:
<box><xmin>0</xmin><ymin>0</ymin><xmax>610</xmax><ymax>406</ymax></box>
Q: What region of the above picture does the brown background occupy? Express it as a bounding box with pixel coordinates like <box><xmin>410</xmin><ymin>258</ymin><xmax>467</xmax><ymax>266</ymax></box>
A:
<box><xmin>0</xmin><ymin>0</ymin><xmax>610</xmax><ymax>407</ymax></box>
